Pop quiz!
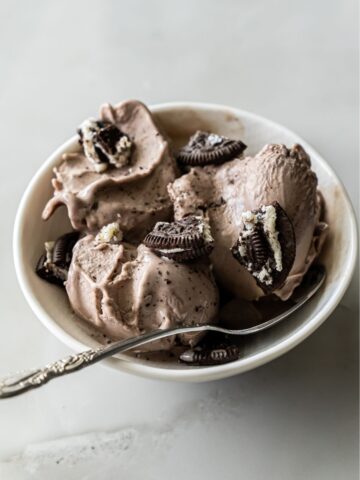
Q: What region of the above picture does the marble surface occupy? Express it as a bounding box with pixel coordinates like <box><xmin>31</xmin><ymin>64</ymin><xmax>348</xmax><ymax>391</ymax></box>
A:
<box><xmin>0</xmin><ymin>0</ymin><xmax>358</xmax><ymax>478</ymax></box>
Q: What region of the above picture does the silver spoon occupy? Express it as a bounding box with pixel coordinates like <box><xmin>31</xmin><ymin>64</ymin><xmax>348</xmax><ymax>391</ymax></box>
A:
<box><xmin>0</xmin><ymin>265</ymin><xmax>325</xmax><ymax>398</ymax></box>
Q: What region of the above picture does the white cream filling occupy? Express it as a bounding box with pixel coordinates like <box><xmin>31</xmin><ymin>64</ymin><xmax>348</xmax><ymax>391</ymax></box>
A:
<box><xmin>238</xmin><ymin>243</ymin><xmax>247</xmax><ymax>257</ymax></box>
<box><xmin>44</xmin><ymin>241</ymin><xmax>55</xmax><ymax>266</ymax></box>
<box><xmin>260</xmin><ymin>205</ymin><xmax>283</xmax><ymax>272</ymax></box>
<box><xmin>95</xmin><ymin>222</ymin><xmax>122</xmax><ymax>244</ymax></box>
<box><xmin>239</xmin><ymin>205</ymin><xmax>283</xmax><ymax>284</ymax></box>
<box><xmin>110</xmin><ymin>135</ymin><xmax>132</xmax><ymax>168</ymax></box>
<box><xmin>93</xmin><ymin>162</ymin><xmax>108</xmax><ymax>173</ymax></box>
<box><xmin>253</xmin><ymin>263</ymin><xmax>272</xmax><ymax>286</ymax></box>
<box><xmin>157</xmin><ymin>247</ymin><xmax>188</xmax><ymax>254</ymax></box>
<box><xmin>207</xmin><ymin>133</ymin><xmax>224</xmax><ymax>146</ymax></box>
<box><xmin>195</xmin><ymin>216</ymin><xmax>214</xmax><ymax>244</ymax></box>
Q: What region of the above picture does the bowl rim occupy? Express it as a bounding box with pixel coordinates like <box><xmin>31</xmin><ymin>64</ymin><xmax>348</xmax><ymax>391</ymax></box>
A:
<box><xmin>13</xmin><ymin>101</ymin><xmax>358</xmax><ymax>382</ymax></box>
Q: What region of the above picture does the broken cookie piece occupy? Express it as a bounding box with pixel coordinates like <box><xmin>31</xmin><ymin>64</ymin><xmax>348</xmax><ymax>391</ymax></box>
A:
<box><xmin>143</xmin><ymin>215</ymin><xmax>214</xmax><ymax>262</ymax></box>
<box><xmin>78</xmin><ymin>118</ymin><xmax>133</xmax><ymax>171</ymax></box>
<box><xmin>36</xmin><ymin>232</ymin><xmax>79</xmax><ymax>286</ymax></box>
<box><xmin>177</xmin><ymin>131</ymin><xmax>247</xmax><ymax>166</ymax></box>
<box><xmin>231</xmin><ymin>202</ymin><xmax>295</xmax><ymax>293</ymax></box>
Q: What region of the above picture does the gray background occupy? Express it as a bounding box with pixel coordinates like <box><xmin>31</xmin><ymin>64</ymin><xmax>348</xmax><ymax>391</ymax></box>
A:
<box><xmin>0</xmin><ymin>1</ymin><xmax>358</xmax><ymax>478</ymax></box>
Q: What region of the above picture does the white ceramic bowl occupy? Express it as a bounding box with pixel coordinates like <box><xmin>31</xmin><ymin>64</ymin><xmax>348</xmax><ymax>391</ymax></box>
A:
<box><xmin>13</xmin><ymin>102</ymin><xmax>357</xmax><ymax>382</ymax></box>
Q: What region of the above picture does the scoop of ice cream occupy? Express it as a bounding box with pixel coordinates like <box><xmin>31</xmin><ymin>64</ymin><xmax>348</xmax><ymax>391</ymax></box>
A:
<box><xmin>66</xmin><ymin>234</ymin><xmax>219</xmax><ymax>351</ymax></box>
<box><xmin>43</xmin><ymin>100</ymin><xmax>179</xmax><ymax>241</ymax></box>
<box><xmin>168</xmin><ymin>143</ymin><xmax>328</xmax><ymax>300</ymax></box>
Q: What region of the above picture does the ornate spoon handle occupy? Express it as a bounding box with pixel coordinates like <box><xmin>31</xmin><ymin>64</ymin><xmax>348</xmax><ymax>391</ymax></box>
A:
<box><xmin>0</xmin><ymin>348</ymin><xmax>105</xmax><ymax>398</ymax></box>
<box><xmin>0</xmin><ymin>325</ymin><xmax>209</xmax><ymax>398</ymax></box>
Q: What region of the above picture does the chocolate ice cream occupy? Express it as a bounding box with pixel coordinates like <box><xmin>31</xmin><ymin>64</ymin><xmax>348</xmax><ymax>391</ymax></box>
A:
<box><xmin>43</xmin><ymin>100</ymin><xmax>179</xmax><ymax>241</ymax></box>
<box><xmin>66</xmin><ymin>226</ymin><xmax>219</xmax><ymax>351</ymax></box>
<box><xmin>169</xmin><ymin>143</ymin><xmax>328</xmax><ymax>300</ymax></box>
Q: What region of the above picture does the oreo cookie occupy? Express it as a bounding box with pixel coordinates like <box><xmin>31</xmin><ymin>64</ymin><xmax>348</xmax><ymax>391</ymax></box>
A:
<box><xmin>143</xmin><ymin>215</ymin><xmax>214</xmax><ymax>262</ymax></box>
<box><xmin>177</xmin><ymin>131</ymin><xmax>247</xmax><ymax>166</ymax></box>
<box><xmin>36</xmin><ymin>232</ymin><xmax>79</xmax><ymax>286</ymax></box>
<box><xmin>231</xmin><ymin>202</ymin><xmax>295</xmax><ymax>293</ymax></box>
<box><xmin>78</xmin><ymin>118</ymin><xmax>133</xmax><ymax>171</ymax></box>
<box><xmin>180</xmin><ymin>344</ymin><xmax>240</xmax><ymax>366</ymax></box>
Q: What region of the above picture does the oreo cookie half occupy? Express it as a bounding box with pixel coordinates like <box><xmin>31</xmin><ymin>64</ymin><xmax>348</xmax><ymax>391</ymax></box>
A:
<box><xmin>231</xmin><ymin>202</ymin><xmax>295</xmax><ymax>293</ymax></box>
<box><xmin>180</xmin><ymin>344</ymin><xmax>240</xmax><ymax>366</ymax></box>
<box><xmin>36</xmin><ymin>232</ymin><xmax>79</xmax><ymax>286</ymax></box>
<box><xmin>78</xmin><ymin>118</ymin><xmax>133</xmax><ymax>171</ymax></box>
<box><xmin>143</xmin><ymin>215</ymin><xmax>214</xmax><ymax>262</ymax></box>
<box><xmin>177</xmin><ymin>131</ymin><xmax>247</xmax><ymax>166</ymax></box>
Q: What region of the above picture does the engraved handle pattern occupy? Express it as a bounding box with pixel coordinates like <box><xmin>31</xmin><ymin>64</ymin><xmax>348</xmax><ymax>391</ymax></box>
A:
<box><xmin>0</xmin><ymin>348</ymin><xmax>103</xmax><ymax>398</ymax></box>
<box><xmin>0</xmin><ymin>326</ymin><xmax>200</xmax><ymax>399</ymax></box>
<box><xmin>0</xmin><ymin>326</ymin><xmax>191</xmax><ymax>399</ymax></box>
<box><xmin>0</xmin><ymin>327</ymin><xmax>185</xmax><ymax>399</ymax></box>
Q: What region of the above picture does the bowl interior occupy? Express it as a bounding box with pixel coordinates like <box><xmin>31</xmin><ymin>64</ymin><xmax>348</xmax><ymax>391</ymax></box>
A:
<box><xmin>14</xmin><ymin>103</ymin><xmax>357</xmax><ymax>381</ymax></box>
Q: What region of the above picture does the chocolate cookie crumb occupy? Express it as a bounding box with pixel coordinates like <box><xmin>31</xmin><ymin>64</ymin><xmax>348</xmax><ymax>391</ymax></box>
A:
<box><xmin>177</xmin><ymin>131</ymin><xmax>246</xmax><ymax>166</ymax></box>
<box><xmin>231</xmin><ymin>202</ymin><xmax>295</xmax><ymax>293</ymax></box>
<box><xmin>143</xmin><ymin>215</ymin><xmax>214</xmax><ymax>262</ymax></box>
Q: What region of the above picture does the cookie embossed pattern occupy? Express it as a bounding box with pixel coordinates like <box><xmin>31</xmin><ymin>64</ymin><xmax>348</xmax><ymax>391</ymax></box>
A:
<box><xmin>13</xmin><ymin>102</ymin><xmax>357</xmax><ymax>382</ymax></box>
